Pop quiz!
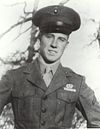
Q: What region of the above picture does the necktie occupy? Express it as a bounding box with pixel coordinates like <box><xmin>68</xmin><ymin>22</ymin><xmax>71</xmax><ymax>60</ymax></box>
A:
<box><xmin>43</xmin><ymin>67</ymin><xmax>52</xmax><ymax>87</ymax></box>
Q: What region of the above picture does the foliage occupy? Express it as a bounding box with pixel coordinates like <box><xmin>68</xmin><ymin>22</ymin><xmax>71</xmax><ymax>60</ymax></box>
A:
<box><xmin>0</xmin><ymin>104</ymin><xmax>14</xmax><ymax>129</ymax></box>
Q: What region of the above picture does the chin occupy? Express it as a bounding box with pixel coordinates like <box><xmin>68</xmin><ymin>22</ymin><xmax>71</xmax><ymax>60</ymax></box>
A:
<box><xmin>45</xmin><ymin>58</ymin><xmax>59</xmax><ymax>64</ymax></box>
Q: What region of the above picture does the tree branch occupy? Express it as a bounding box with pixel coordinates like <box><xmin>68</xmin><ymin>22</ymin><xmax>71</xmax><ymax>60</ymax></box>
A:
<box><xmin>0</xmin><ymin>0</ymin><xmax>40</xmax><ymax>39</ymax></box>
<box><xmin>86</xmin><ymin>19</ymin><xmax>100</xmax><ymax>48</ymax></box>
<box><xmin>13</xmin><ymin>26</ymin><xmax>32</xmax><ymax>41</ymax></box>
<box><xmin>87</xmin><ymin>38</ymin><xmax>97</xmax><ymax>47</ymax></box>
<box><xmin>23</xmin><ymin>2</ymin><xmax>32</xmax><ymax>16</ymax></box>
<box><xmin>59</xmin><ymin>0</ymin><xmax>70</xmax><ymax>6</ymax></box>
<box><xmin>4</xmin><ymin>2</ymin><xmax>27</xmax><ymax>7</ymax></box>
<box><xmin>0</xmin><ymin>17</ymin><xmax>32</xmax><ymax>39</ymax></box>
<box><xmin>0</xmin><ymin>49</ymin><xmax>28</xmax><ymax>66</ymax></box>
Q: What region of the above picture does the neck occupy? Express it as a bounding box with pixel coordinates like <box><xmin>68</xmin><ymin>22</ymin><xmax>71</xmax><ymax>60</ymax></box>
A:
<box><xmin>37</xmin><ymin>55</ymin><xmax>60</xmax><ymax>75</ymax></box>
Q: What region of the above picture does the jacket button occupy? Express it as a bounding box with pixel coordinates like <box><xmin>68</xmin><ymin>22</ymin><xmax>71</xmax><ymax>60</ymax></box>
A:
<box><xmin>42</xmin><ymin>95</ymin><xmax>47</xmax><ymax>100</ymax></box>
<box><xmin>41</xmin><ymin>120</ymin><xmax>45</xmax><ymax>126</ymax></box>
<box><xmin>41</xmin><ymin>107</ymin><xmax>46</xmax><ymax>113</ymax></box>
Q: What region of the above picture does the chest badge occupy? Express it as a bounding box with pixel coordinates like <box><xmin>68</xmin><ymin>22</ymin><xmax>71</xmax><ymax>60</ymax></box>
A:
<box><xmin>64</xmin><ymin>84</ymin><xmax>76</xmax><ymax>92</ymax></box>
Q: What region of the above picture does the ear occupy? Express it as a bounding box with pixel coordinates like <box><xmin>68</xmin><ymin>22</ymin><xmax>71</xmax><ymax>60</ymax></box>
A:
<box><xmin>65</xmin><ymin>41</ymin><xmax>69</xmax><ymax>48</ymax></box>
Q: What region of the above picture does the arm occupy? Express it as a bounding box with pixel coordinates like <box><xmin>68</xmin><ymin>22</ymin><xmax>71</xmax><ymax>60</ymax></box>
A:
<box><xmin>0</xmin><ymin>71</ymin><xmax>13</xmax><ymax>115</ymax></box>
<box><xmin>76</xmin><ymin>77</ymin><xmax>100</xmax><ymax>128</ymax></box>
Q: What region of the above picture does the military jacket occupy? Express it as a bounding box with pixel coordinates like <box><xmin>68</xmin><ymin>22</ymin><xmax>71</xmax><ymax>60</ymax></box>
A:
<box><xmin>0</xmin><ymin>60</ymin><xmax>100</xmax><ymax>129</ymax></box>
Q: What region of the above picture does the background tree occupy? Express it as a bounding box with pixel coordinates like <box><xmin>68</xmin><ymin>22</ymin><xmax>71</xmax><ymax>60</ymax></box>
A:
<box><xmin>87</xmin><ymin>20</ymin><xmax>100</xmax><ymax>47</ymax></box>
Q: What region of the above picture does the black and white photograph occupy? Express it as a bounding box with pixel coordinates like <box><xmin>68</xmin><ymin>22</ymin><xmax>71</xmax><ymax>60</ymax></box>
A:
<box><xmin>0</xmin><ymin>0</ymin><xmax>100</xmax><ymax>129</ymax></box>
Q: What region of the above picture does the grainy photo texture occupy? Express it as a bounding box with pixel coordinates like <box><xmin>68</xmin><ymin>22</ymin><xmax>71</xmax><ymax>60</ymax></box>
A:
<box><xmin>0</xmin><ymin>0</ymin><xmax>100</xmax><ymax>129</ymax></box>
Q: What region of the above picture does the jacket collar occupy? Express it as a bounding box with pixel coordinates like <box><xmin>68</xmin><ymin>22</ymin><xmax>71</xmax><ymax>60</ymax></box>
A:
<box><xmin>37</xmin><ymin>56</ymin><xmax>60</xmax><ymax>76</ymax></box>
<box><xmin>23</xmin><ymin>60</ymin><xmax>71</xmax><ymax>95</ymax></box>
<box><xmin>24</xmin><ymin>60</ymin><xmax>47</xmax><ymax>91</ymax></box>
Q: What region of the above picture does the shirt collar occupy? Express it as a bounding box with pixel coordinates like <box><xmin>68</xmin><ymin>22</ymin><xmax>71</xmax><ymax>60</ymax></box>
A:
<box><xmin>37</xmin><ymin>55</ymin><xmax>60</xmax><ymax>75</ymax></box>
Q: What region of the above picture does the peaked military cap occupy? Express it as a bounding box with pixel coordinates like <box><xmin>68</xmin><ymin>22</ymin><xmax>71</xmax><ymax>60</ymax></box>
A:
<box><xmin>32</xmin><ymin>5</ymin><xmax>81</xmax><ymax>35</ymax></box>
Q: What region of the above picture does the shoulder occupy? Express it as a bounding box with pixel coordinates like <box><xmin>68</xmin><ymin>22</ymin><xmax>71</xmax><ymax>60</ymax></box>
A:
<box><xmin>63</xmin><ymin>66</ymin><xmax>83</xmax><ymax>79</ymax></box>
<box><xmin>62</xmin><ymin>66</ymin><xmax>86</xmax><ymax>95</ymax></box>
<box><xmin>6</xmin><ymin>62</ymin><xmax>33</xmax><ymax>77</ymax></box>
<box><xmin>62</xmin><ymin>66</ymin><xmax>85</xmax><ymax>88</ymax></box>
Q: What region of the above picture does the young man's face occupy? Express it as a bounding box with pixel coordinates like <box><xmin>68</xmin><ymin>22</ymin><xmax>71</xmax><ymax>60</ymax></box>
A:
<box><xmin>39</xmin><ymin>33</ymin><xmax>69</xmax><ymax>63</ymax></box>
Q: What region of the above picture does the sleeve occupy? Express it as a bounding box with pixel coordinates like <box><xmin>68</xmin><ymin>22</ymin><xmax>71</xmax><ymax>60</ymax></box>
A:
<box><xmin>0</xmin><ymin>70</ymin><xmax>13</xmax><ymax>115</ymax></box>
<box><xmin>76</xmin><ymin>77</ymin><xmax>100</xmax><ymax>128</ymax></box>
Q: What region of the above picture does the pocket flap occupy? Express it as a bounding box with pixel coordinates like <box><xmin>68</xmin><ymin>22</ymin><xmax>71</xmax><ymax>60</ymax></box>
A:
<box><xmin>57</xmin><ymin>90</ymin><xmax>76</xmax><ymax>103</ymax></box>
<box><xmin>12</xmin><ymin>87</ymin><xmax>35</xmax><ymax>98</ymax></box>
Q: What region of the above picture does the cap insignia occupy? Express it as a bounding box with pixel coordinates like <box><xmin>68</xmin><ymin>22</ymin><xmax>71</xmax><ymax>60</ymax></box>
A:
<box><xmin>53</xmin><ymin>6</ymin><xmax>59</xmax><ymax>14</ymax></box>
<box><xmin>54</xmin><ymin>9</ymin><xmax>58</xmax><ymax>14</ymax></box>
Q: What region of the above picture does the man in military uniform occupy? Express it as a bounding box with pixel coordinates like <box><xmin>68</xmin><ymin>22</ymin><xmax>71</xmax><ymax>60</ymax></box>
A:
<box><xmin>0</xmin><ymin>5</ymin><xmax>100</xmax><ymax>129</ymax></box>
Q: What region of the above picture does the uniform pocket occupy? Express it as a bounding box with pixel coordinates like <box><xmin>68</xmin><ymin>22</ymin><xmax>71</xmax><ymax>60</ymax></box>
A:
<box><xmin>11</xmin><ymin>87</ymin><xmax>41</xmax><ymax>121</ymax></box>
<box><xmin>56</xmin><ymin>90</ymin><xmax>77</xmax><ymax>127</ymax></box>
<box><xmin>57</xmin><ymin>90</ymin><xmax>76</xmax><ymax>103</ymax></box>
<box><xmin>12</xmin><ymin>85</ymin><xmax>36</xmax><ymax>98</ymax></box>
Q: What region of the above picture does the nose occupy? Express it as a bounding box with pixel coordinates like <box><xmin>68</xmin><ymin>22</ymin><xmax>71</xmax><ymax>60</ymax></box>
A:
<box><xmin>51</xmin><ymin>38</ymin><xmax>58</xmax><ymax>48</ymax></box>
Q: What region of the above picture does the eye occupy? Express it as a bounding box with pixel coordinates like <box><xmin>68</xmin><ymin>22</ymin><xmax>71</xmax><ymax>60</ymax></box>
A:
<box><xmin>59</xmin><ymin>37</ymin><xmax>67</xmax><ymax>42</ymax></box>
<box><xmin>45</xmin><ymin>33</ymin><xmax>54</xmax><ymax>38</ymax></box>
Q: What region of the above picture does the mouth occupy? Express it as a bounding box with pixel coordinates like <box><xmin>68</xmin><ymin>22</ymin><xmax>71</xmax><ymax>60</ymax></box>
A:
<box><xmin>48</xmin><ymin>50</ymin><xmax>57</xmax><ymax>55</ymax></box>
